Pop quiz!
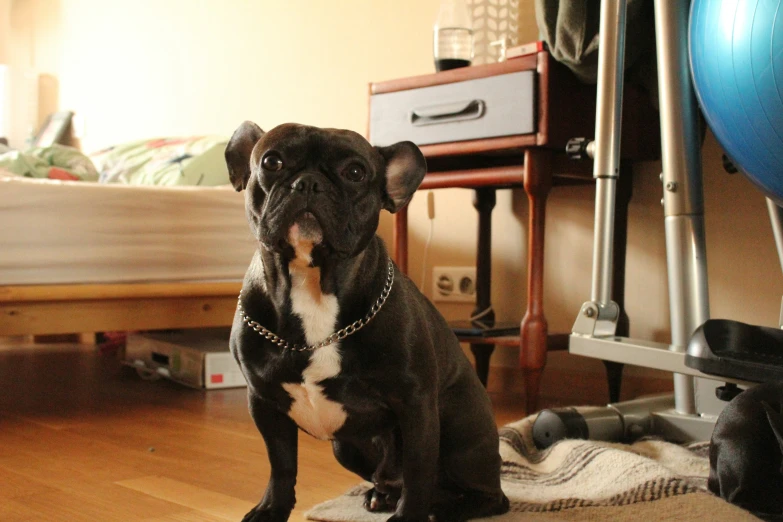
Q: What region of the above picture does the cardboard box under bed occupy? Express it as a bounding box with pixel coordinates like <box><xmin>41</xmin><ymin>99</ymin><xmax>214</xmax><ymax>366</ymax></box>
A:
<box><xmin>126</xmin><ymin>328</ymin><xmax>247</xmax><ymax>389</ymax></box>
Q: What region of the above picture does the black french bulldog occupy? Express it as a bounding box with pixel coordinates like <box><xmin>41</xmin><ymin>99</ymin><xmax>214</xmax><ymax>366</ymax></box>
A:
<box><xmin>225</xmin><ymin>121</ymin><xmax>509</xmax><ymax>522</ymax></box>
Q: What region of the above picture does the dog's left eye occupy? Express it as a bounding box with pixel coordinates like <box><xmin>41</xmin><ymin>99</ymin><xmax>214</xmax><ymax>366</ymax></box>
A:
<box><xmin>342</xmin><ymin>163</ymin><xmax>366</xmax><ymax>182</ymax></box>
<box><xmin>262</xmin><ymin>152</ymin><xmax>284</xmax><ymax>172</ymax></box>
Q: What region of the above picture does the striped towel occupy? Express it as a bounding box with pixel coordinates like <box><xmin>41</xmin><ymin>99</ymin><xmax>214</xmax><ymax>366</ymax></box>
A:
<box><xmin>306</xmin><ymin>408</ymin><xmax>760</xmax><ymax>521</ymax></box>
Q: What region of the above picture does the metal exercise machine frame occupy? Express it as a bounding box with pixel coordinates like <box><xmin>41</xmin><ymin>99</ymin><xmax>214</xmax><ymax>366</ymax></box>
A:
<box><xmin>569</xmin><ymin>0</ymin><xmax>736</xmax><ymax>442</ymax></box>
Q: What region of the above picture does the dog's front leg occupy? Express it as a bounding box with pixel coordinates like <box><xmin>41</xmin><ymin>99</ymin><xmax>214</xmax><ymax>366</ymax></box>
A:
<box><xmin>243</xmin><ymin>394</ymin><xmax>299</xmax><ymax>522</ymax></box>
<box><xmin>388</xmin><ymin>395</ymin><xmax>439</xmax><ymax>522</ymax></box>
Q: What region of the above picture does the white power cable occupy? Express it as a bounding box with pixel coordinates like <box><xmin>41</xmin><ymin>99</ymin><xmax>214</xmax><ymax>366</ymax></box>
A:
<box><xmin>420</xmin><ymin>191</ymin><xmax>436</xmax><ymax>291</ymax></box>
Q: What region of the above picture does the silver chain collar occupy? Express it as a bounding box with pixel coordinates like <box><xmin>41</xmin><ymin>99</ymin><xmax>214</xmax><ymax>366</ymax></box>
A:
<box><xmin>237</xmin><ymin>259</ymin><xmax>395</xmax><ymax>352</ymax></box>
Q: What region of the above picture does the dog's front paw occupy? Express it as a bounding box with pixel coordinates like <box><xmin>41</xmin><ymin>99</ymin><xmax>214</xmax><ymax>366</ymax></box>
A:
<box><xmin>363</xmin><ymin>487</ymin><xmax>399</xmax><ymax>512</ymax></box>
<box><xmin>241</xmin><ymin>504</ymin><xmax>291</xmax><ymax>522</ymax></box>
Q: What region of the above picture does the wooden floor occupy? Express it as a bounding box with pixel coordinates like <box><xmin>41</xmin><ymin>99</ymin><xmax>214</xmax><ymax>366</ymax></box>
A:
<box><xmin>0</xmin><ymin>342</ymin><xmax>532</xmax><ymax>522</ymax></box>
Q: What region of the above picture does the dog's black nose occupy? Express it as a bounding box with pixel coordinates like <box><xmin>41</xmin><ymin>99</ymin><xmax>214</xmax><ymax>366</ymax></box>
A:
<box><xmin>291</xmin><ymin>173</ymin><xmax>324</xmax><ymax>194</ymax></box>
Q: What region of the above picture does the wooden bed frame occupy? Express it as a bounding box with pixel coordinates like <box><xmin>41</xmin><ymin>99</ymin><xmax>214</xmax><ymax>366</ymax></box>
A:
<box><xmin>0</xmin><ymin>282</ymin><xmax>241</xmax><ymax>337</ymax></box>
<box><xmin>1</xmin><ymin>166</ymin><xmax>248</xmax><ymax>338</ymax></box>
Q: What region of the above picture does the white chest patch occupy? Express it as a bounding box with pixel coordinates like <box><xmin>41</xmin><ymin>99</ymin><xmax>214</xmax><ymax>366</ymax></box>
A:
<box><xmin>282</xmin><ymin>227</ymin><xmax>347</xmax><ymax>440</ymax></box>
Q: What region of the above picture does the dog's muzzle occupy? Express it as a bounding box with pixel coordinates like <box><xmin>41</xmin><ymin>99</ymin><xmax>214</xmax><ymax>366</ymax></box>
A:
<box><xmin>290</xmin><ymin>211</ymin><xmax>323</xmax><ymax>244</ymax></box>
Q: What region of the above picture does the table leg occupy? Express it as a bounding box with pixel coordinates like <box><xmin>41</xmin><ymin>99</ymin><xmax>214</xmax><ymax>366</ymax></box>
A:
<box><xmin>520</xmin><ymin>149</ymin><xmax>552</xmax><ymax>415</ymax></box>
<box><xmin>471</xmin><ymin>188</ymin><xmax>496</xmax><ymax>387</ymax></box>
<box><xmin>393</xmin><ymin>205</ymin><xmax>409</xmax><ymax>274</ymax></box>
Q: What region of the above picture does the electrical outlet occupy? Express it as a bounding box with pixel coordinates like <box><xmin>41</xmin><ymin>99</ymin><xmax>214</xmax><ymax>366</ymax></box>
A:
<box><xmin>432</xmin><ymin>266</ymin><xmax>476</xmax><ymax>303</ymax></box>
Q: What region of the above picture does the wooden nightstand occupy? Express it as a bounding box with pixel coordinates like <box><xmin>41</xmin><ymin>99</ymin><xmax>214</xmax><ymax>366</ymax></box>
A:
<box><xmin>369</xmin><ymin>51</ymin><xmax>658</xmax><ymax>413</ymax></box>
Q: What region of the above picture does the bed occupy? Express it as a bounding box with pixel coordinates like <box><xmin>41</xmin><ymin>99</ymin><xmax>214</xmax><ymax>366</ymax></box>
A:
<box><xmin>0</xmin><ymin>137</ymin><xmax>254</xmax><ymax>337</ymax></box>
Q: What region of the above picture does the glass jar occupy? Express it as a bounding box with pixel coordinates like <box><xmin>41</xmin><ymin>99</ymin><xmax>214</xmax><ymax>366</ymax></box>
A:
<box><xmin>433</xmin><ymin>0</ymin><xmax>474</xmax><ymax>72</ymax></box>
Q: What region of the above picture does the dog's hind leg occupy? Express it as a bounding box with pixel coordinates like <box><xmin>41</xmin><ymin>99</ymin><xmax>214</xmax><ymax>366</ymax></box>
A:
<box><xmin>437</xmin><ymin>379</ymin><xmax>509</xmax><ymax>520</ymax></box>
<box><xmin>332</xmin><ymin>433</ymin><xmax>402</xmax><ymax>513</ymax></box>
<box><xmin>332</xmin><ymin>439</ymin><xmax>377</xmax><ymax>481</ymax></box>
<box><xmin>366</xmin><ymin>429</ymin><xmax>402</xmax><ymax>512</ymax></box>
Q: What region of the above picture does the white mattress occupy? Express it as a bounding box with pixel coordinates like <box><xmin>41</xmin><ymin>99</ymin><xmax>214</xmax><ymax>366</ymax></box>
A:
<box><xmin>0</xmin><ymin>172</ymin><xmax>256</xmax><ymax>285</ymax></box>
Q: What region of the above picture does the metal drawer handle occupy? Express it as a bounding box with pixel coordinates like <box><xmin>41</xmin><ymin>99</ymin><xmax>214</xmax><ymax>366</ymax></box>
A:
<box><xmin>410</xmin><ymin>99</ymin><xmax>485</xmax><ymax>126</ymax></box>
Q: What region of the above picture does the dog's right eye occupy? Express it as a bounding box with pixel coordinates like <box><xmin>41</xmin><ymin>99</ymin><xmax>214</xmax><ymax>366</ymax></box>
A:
<box><xmin>262</xmin><ymin>153</ymin><xmax>284</xmax><ymax>172</ymax></box>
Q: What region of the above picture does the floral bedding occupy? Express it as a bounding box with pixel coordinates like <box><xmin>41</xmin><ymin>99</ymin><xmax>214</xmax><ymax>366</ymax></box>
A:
<box><xmin>0</xmin><ymin>135</ymin><xmax>231</xmax><ymax>186</ymax></box>
<box><xmin>90</xmin><ymin>136</ymin><xmax>230</xmax><ymax>186</ymax></box>
<box><xmin>0</xmin><ymin>145</ymin><xmax>100</xmax><ymax>182</ymax></box>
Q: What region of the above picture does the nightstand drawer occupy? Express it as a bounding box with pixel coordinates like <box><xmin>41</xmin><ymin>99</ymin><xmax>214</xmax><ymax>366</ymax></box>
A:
<box><xmin>369</xmin><ymin>70</ymin><xmax>536</xmax><ymax>147</ymax></box>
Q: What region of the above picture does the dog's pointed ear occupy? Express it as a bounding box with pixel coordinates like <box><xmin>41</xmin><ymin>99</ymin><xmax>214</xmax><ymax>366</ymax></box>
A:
<box><xmin>225</xmin><ymin>121</ymin><xmax>265</xmax><ymax>192</ymax></box>
<box><xmin>376</xmin><ymin>141</ymin><xmax>426</xmax><ymax>213</ymax></box>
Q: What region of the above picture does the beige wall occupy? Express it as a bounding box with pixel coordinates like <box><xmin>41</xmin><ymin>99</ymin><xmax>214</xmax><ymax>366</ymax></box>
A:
<box><xmin>0</xmin><ymin>1</ymin><xmax>11</xmax><ymax>64</ymax></box>
<box><xmin>9</xmin><ymin>1</ymin><xmax>783</xmax><ymax>384</ymax></box>
<box><xmin>9</xmin><ymin>0</ymin><xmax>446</xmax><ymax>148</ymax></box>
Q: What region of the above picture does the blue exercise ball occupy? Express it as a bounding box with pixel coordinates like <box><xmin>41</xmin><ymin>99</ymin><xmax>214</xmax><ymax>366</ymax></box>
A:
<box><xmin>689</xmin><ymin>0</ymin><xmax>783</xmax><ymax>204</ymax></box>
